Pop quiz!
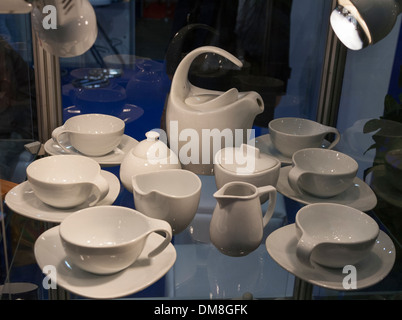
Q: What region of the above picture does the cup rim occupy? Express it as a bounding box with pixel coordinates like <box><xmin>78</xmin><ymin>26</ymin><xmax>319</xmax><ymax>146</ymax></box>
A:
<box><xmin>296</xmin><ymin>203</ymin><xmax>379</xmax><ymax>244</ymax></box>
<box><xmin>26</xmin><ymin>155</ymin><xmax>101</xmax><ymax>183</ymax></box>
<box><xmin>292</xmin><ymin>148</ymin><xmax>358</xmax><ymax>173</ymax></box>
<box><xmin>214</xmin><ymin>181</ymin><xmax>259</xmax><ymax>200</ymax></box>
<box><xmin>269</xmin><ymin>117</ymin><xmax>326</xmax><ymax>137</ymax></box>
<box><xmin>59</xmin><ymin>206</ymin><xmax>152</xmax><ymax>249</ymax></box>
<box><xmin>65</xmin><ymin>113</ymin><xmax>125</xmax><ymax>132</ymax></box>
<box><xmin>132</xmin><ymin>169</ymin><xmax>202</xmax><ymax>198</ymax></box>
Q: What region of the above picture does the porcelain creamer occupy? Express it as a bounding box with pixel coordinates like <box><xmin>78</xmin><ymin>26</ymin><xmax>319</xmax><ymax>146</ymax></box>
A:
<box><xmin>210</xmin><ymin>181</ymin><xmax>277</xmax><ymax>257</ymax></box>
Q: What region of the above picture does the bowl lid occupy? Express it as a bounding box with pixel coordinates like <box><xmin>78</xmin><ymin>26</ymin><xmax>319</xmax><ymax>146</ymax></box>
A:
<box><xmin>133</xmin><ymin>131</ymin><xmax>172</xmax><ymax>160</ymax></box>
<box><xmin>217</xmin><ymin>144</ymin><xmax>278</xmax><ymax>174</ymax></box>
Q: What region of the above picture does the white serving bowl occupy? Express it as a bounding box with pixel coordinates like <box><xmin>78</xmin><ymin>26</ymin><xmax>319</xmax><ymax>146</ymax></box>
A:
<box><xmin>132</xmin><ymin>169</ymin><xmax>201</xmax><ymax>234</ymax></box>
<box><xmin>59</xmin><ymin>206</ymin><xmax>172</xmax><ymax>275</ymax></box>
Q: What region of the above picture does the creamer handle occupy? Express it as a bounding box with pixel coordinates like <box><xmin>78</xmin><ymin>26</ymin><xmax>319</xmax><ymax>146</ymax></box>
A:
<box><xmin>258</xmin><ymin>185</ymin><xmax>277</xmax><ymax>228</ymax></box>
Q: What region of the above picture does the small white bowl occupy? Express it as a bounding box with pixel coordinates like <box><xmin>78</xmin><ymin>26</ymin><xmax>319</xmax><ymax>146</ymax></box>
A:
<box><xmin>132</xmin><ymin>169</ymin><xmax>201</xmax><ymax>234</ymax></box>
<box><xmin>59</xmin><ymin>206</ymin><xmax>172</xmax><ymax>275</ymax></box>
<box><xmin>295</xmin><ymin>203</ymin><xmax>379</xmax><ymax>268</ymax></box>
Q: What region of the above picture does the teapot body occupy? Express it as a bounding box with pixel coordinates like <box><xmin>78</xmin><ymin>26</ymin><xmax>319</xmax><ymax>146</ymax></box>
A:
<box><xmin>166</xmin><ymin>46</ymin><xmax>264</xmax><ymax>175</ymax></box>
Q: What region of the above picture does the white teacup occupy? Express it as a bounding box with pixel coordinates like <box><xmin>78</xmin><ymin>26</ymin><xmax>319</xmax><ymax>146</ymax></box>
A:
<box><xmin>288</xmin><ymin>148</ymin><xmax>358</xmax><ymax>198</ymax></box>
<box><xmin>132</xmin><ymin>169</ymin><xmax>201</xmax><ymax>234</ymax></box>
<box><xmin>26</xmin><ymin>155</ymin><xmax>109</xmax><ymax>208</ymax></box>
<box><xmin>59</xmin><ymin>206</ymin><xmax>172</xmax><ymax>275</ymax></box>
<box><xmin>269</xmin><ymin>117</ymin><xmax>341</xmax><ymax>157</ymax></box>
<box><xmin>52</xmin><ymin>114</ymin><xmax>125</xmax><ymax>156</ymax></box>
<box><xmin>295</xmin><ymin>203</ymin><xmax>379</xmax><ymax>268</ymax></box>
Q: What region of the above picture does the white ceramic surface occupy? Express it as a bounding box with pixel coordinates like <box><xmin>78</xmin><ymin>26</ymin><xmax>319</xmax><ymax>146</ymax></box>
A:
<box><xmin>26</xmin><ymin>155</ymin><xmax>109</xmax><ymax>208</ymax></box>
<box><xmin>210</xmin><ymin>182</ymin><xmax>277</xmax><ymax>257</ymax></box>
<box><xmin>295</xmin><ymin>203</ymin><xmax>379</xmax><ymax>268</ymax></box>
<box><xmin>120</xmin><ymin>131</ymin><xmax>181</xmax><ymax>192</ymax></box>
<box><xmin>276</xmin><ymin>166</ymin><xmax>377</xmax><ymax>212</ymax></box>
<box><xmin>44</xmin><ymin>134</ymin><xmax>138</xmax><ymax>167</ymax></box>
<box><xmin>59</xmin><ymin>206</ymin><xmax>172</xmax><ymax>275</ymax></box>
<box><xmin>214</xmin><ymin>144</ymin><xmax>280</xmax><ymax>204</ymax></box>
<box><xmin>52</xmin><ymin>114</ymin><xmax>125</xmax><ymax>156</ymax></box>
<box><xmin>4</xmin><ymin>170</ymin><xmax>120</xmax><ymax>223</ymax></box>
<box><xmin>166</xmin><ymin>46</ymin><xmax>264</xmax><ymax>175</ymax></box>
<box><xmin>266</xmin><ymin>224</ymin><xmax>395</xmax><ymax>291</ymax></box>
<box><xmin>288</xmin><ymin>148</ymin><xmax>358</xmax><ymax>198</ymax></box>
<box><xmin>132</xmin><ymin>169</ymin><xmax>201</xmax><ymax>234</ymax></box>
<box><xmin>34</xmin><ymin>226</ymin><xmax>176</xmax><ymax>299</ymax></box>
<box><xmin>269</xmin><ymin>117</ymin><xmax>340</xmax><ymax>157</ymax></box>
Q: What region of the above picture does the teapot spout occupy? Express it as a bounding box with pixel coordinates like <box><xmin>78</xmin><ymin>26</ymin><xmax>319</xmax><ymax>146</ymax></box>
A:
<box><xmin>240</xmin><ymin>91</ymin><xmax>264</xmax><ymax>116</ymax></box>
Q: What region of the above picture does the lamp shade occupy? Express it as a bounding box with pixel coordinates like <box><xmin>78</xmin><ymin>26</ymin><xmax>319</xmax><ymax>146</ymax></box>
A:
<box><xmin>0</xmin><ymin>0</ymin><xmax>32</xmax><ymax>14</ymax></box>
<box><xmin>31</xmin><ymin>0</ymin><xmax>98</xmax><ymax>57</ymax></box>
<box><xmin>330</xmin><ymin>0</ymin><xmax>402</xmax><ymax>50</ymax></box>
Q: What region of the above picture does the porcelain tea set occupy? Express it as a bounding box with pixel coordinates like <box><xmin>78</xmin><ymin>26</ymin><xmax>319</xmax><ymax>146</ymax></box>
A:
<box><xmin>6</xmin><ymin>46</ymin><xmax>391</xmax><ymax>294</ymax></box>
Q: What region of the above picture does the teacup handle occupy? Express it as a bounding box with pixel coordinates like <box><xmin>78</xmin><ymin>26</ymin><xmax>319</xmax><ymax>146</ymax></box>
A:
<box><xmin>323</xmin><ymin>126</ymin><xmax>341</xmax><ymax>150</ymax></box>
<box><xmin>257</xmin><ymin>185</ymin><xmax>277</xmax><ymax>228</ymax></box>
<box><xmin>52</xmin><ymin>126</ymin><xmax>72</xmax><ymax>153</ymax></box>
<box><xmin>288</xmin><ymin>166</ymin><xmax>305</xmax><ymax>195</ymax></box>
<box><xmin>87</xmin><ymin>173</ymin><xmax>110</xmax><ymax>207</ymax></box>
<box><xmin>296</xmin><ymin>235</ymin><xmax>317</xmax><ymax>267</ymax></box>
<box><xmin>146</xmin><ymin>218</ymin><xmax>173</xmax><ymax>258</ymax></box>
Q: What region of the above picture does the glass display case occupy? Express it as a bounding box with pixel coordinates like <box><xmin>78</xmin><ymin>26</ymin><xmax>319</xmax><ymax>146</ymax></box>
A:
<box><xmin>1</xmin><ymin>0</ymin><xmax>401</xmax><ymax>301</ymax></box>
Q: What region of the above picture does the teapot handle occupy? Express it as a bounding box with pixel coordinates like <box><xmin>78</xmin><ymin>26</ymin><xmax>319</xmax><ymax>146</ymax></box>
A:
<box><xmin>170</xmin><ymin>46</ymin><xmax>243</xmax><ymax>100</ymax></box>
<box><xmin>257</xmin><ymin>185</ymin><xmax>277</xmax><ymax>228</ymax></box>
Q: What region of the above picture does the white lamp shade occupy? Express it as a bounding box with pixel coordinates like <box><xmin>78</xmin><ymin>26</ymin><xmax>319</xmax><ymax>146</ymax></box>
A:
<box><xmin>31</xmin><ymin>0</ymin><xmax>98</xmax><ymax>57</ymax></box>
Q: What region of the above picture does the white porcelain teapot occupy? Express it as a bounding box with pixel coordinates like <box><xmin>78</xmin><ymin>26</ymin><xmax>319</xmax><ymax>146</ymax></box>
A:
<box><xmin>165</xmin><ymin>46</ymin><xmax>264</xmax><ymax>175</ymax></box>
<box><xmin>119</xmin><ymin>131</ymin><xmax>181</xmax><ymax>192</ymax></box>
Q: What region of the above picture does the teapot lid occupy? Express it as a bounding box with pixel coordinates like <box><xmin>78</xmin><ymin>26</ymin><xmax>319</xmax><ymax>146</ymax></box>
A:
<box><xmin>133</xmin><ymin>131</ymin><xmax>171</xmax><ymax>160</ymax></box>
<box><xmin>217</xmin><ymin>144</ymin><xmax>278</xmax><ymax>174</ymax></box>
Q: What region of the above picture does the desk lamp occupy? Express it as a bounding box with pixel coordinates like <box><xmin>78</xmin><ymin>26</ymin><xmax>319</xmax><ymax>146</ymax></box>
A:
<box><xmin>330</xmin><ymin>0</ymin><xmax>402</xmax><ymax>50</ymax></box>
<box><xmin>0</xmin><ymin>0</ymin><xmax>97</xmax><ymax>57</ymax></box>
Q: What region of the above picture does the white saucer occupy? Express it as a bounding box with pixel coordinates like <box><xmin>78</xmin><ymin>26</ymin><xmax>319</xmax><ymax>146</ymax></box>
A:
<box><xmin>252</xmin><ymin>134</ymin><xmax>330</xmax><ymax>165</ymax></box>
<box><xmin>34</xmin><ymin>226</ymin><xmax>176</xmax><ymax>299</ymax></box>
<box><xmin>5</xmin><ymin>171</ymin><xmax>120</xmax><ymax>223</ymax></box>
<box><xmin>266</xmin><ymin>224</ymin><xmax>395</xmax><ymax>291</ymax></box>
<box><xmin>277</xmin><ymin>166</ymin><xmax>377</xmax><ymax>212</ymax></box>
<box><xmin>44</xmin><ymin>134</ymin><xmax>138</xmax><ymax>167</ymax></box>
